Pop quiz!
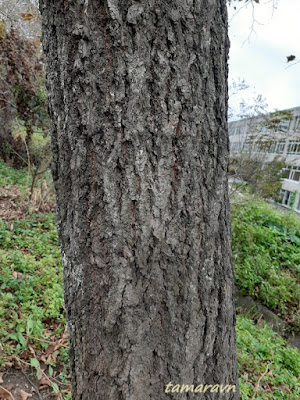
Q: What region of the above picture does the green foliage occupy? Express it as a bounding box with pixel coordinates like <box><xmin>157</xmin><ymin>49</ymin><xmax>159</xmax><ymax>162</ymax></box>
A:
<box><xmin>0</xmin><ymin>159</ymin><xmax>27</xmax><ymax>187</ymax></box>
<box><xmin>0</xmin><ymin>212</ymin><xmax>65</xmax><ymax>362</ymax></box>
<box><xmin>261</xmin><ymin>110</ymin><xmax>293</xmax><ymax>133</ymax></box>
<box><xmin>232</xmin><ymin>196</ymin><xmax>300</xmax><ymax>331</ymax></box>
<box><xmin>290</xmin><ymin>190</ymin><xmax>298</xmax><ymax>210</ymax></box>
<box><xmin>230</xmin><ymin>156</ymin><xmax>285</xmax><ymax>199</ymax></box>
<box><xmin>237</xmin><ymin>315</ymin><xmax>300</xmax><ymax>399</ymax></box>
<box><xmin>0</xmin><ymin>145</ymin><xmax>54</xmax><ymax>209</ymax></box>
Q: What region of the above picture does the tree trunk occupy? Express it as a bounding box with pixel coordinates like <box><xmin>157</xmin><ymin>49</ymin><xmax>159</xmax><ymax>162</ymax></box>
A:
<box><xmin>40</xmin><ymin>0</ymin><xmax>239</xmax><ymax>398</ymax></box>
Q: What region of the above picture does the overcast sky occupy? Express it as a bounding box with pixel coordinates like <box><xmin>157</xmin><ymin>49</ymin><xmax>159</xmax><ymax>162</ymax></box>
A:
<box><xmin>228</xmin><ymin>0</ymin><xmax>300</xmax><ymax>117</ymax></box>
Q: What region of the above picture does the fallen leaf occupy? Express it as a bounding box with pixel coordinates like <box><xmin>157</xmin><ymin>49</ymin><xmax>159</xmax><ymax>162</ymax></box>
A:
<box><xmin>20</xmin><ymin>389</ymin><xmax>33</xmax><ymax>400</ymax></box>
<box><xmin>0</xmin><ymin>384</ymin><xmax>13</xmax><ymax>400</ymax></box>
<box><xmin>39</xmin><ymin>361</ymin><xmax>47</xmax><ymax>371</ymax></box>
<box><xmin>45</xmin><ymin>344</ymin><xmax>55</xmax><ymax>356</ymax></box>
<box><xmin>38</xmin><ymin>385</ymin><xmax>48</xmax><ymax>391</ymax></box>
<box><xmin>39</xmin><ymin>377</ymin><xmax>52</xmax><ymax>387</ymax></box>
<box><xmin>48</xmin><ymin>352</ymin><xmax>57</xmax><ymax>363</ymax></box>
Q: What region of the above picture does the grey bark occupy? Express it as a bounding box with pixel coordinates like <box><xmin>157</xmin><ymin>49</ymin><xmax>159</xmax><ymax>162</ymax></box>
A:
<box><xmin>39</xmin><ymin>0</ymin><xmax>239</xmax><ymax>399</ymax></box>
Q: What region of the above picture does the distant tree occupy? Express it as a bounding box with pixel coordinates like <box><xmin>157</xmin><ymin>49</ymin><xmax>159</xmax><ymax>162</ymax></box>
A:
<box><xmin>0</xmin><ymin>23</ymin><xmax>47</xmax><ymax>166</ymax></box>
<box><xmin>229</xmin><ymin>110</ymin><xmax>292</xmax><ymax>199</ymax></box>
<box><xmin>228</xmin><ymin>78</ymin><xmax>268</xmax><ymax>121</ymax></box>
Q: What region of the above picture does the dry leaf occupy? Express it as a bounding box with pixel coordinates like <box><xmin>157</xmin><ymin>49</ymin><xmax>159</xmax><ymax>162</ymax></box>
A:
<box><xmin>20</xmin><ymin>389</ymin><xmax>32</xmax><ymax>400</ymax></box>
<box><xmin>45</xmin><ymin>344</ymin><xmax>55</xmax><ymax>356</ymax></box>
<box><xmin>39</xmin><ymin>378</ymin><xmax>52</xmax><ymax>387</ymax></box>
<box><xmin>4</xmin><ymin>362</ymin><xmax>12</xmax><ymax>368</ymax></box>
<box><xmin>0</xmin><ymin>384</ymin><xmax>13</xmax><ymax>400</ymax></box>
<box><xmin>38</xmin><ymin>385</ymin><xmax>48</xmax><ymax>391</ymax></box>
<box><xmin>50</xmin><ymin>352</ymin><xmax>57</xmax><ymax>363</ymax></box>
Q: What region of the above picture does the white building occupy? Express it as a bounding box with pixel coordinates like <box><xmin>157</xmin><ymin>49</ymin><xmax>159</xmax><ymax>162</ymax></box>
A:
<box><xmin>228</xmin><ymin>106</ymin><xmax>300</xmax><ymax>213</ymax></box>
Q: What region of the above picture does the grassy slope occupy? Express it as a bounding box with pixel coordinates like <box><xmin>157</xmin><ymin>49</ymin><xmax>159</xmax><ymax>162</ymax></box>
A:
<box><xmin>0</xmin><ymin>161</ymin><xmax>299</xmax><ymax>399</ymax></box>
<box><xmin>231</xmin><ymin>197</ymin><xmax>300</xmax><ymax>332</ymax></box>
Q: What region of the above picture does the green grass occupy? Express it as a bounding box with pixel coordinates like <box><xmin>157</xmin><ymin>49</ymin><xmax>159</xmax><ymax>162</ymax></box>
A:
<box><xmin>0</xmin><ymin>212</ymin><xmax>69</xmax><ymax>397</ymax></box>
<box><xmin>0</xmin><ymin>159</ymin><xmax>28</xmax><ymax>187</ymax></box>
<box><xmin>232</xmin><ymin>196</ymin><xmax>300</xmax><ymax>331</ymax></box>
<box><xmin>237</xmin><ymin>315</ymin><xmax>300</xmax><ymax>399</ymax></box>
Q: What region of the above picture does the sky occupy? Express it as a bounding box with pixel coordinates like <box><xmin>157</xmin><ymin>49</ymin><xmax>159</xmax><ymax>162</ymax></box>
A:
<box><xmin>228</xmin><ymin>0</ymin><xmax>300</xmax><ymax>117</ymax></box>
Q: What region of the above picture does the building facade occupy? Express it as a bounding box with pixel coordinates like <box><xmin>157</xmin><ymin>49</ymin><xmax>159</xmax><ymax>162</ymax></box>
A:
<box><xmin>228</xmin><ymin>106</ymin><xmax>300</xmax><ymax>213</ymax></box>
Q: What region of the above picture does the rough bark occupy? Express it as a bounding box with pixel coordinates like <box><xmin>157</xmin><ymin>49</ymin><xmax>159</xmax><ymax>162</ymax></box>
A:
<box><xmin>40</xmin><ymin>0</ymin><xmax>239</xmax><ymax>399</ymax></box>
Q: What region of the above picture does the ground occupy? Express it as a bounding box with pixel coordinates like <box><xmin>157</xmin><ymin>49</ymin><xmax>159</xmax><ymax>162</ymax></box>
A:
<box><xmin>0</xmin><ymin>186</ymin><xmax>27</xmax><ymax>222</ymax></box>
<box><xmin>0</xmin><ymin>368</ymin><xmax>53</xmax><ymax>400</ymax></box>
<box><xmin>0</xmin><ymin>161</ymin><xmax>299</xmax><ymax>400</ymax></box>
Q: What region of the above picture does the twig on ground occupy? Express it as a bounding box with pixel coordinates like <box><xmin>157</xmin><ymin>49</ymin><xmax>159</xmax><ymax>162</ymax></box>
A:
<box><xmin>251</xmin><ymin>362</ymin><xmax>272</xmax><ymax>399</ymax></box>
<box><xmin>20</xmin><ymin>368</ymin><xmax>43</xmax><ymax>400</ymax></box>
<box><xmin>0</xmin><ymin>384</ymin><xmax>15</xmax><ymax>400</ymax></box>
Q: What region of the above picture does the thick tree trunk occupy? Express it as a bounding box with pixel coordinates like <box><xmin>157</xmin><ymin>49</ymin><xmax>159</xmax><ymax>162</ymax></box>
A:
<box><xmin>40</xmin><ymin>0</ymin><xmax>239</xmax><ymax>398</ymax></box>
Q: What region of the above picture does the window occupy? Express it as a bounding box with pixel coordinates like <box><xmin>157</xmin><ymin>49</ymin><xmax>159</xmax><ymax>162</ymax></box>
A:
<box><xmin>260</xmin><ymin>125</ymin><xmax>268</xmax><ymax>134</ymax></box>
<box><xmin>280</xmin><ymin>189</ymin><xmax>293</xmax><ymax>206</ymax></box>
<box><xmin>229</xmin><ymin>127</ymin><xmax>235</xmax><ymax>136</ymax></box>
<box><xmin>293</xmin><ymin>116</ymin><xmax>300</xmax><ymax>132</ymax></box>
<box><xmin>292</xmin><ymin>171</ymin><xmax>300</xmax><ymax>181</ymax></box>
<box><xmin>228</xmin><ymin>126</ymin><xmax>240</xmax><ymax>136</ymax></box>
<box><xmin>268</xmin><ymin>141</ymin><xmax>276</xmax><ymax>153</ymax></box>
<box><xmin>283</xmin><ymin>165</ymin><xmax>300</xmax><ymax>181</ymax></box>
<box><xmin>277</xmin><ymin>119</ymin><xmax>290</xmax><ymax>132</ymax></box>
<box><xmin>241</xmin><ymin>142</ymin><xmax>251</xmax><ymax>152</ymax></box>
<box><xmin>287</xmin><ymin>141</ymin><xmax>300</xmax><ymax>155</ymax></box>
<box><xmin>282</xmin><ymin>165</ymin><xmax>292</xmax><ymax>179</ymax></box>
<box><xmin>274</xmin><ymin>141</ymin><xmax>286</xmax><ymax>154</ymax></box>
<box><xmin>257</xmin><ymin>140</ymin><xmax>274</xmax><ymax>153</ymax></box>
<box><xmin>230</xmin><ymin>142</ymin><xmax>241</xmax><ymax>153</ymax></box>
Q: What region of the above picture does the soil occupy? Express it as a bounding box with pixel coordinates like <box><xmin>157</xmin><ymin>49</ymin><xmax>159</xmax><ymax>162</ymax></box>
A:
<box><xmin>0</xmin><ymin>368</ymin><xmax>53</xmax><ymax>400</ymax></box>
